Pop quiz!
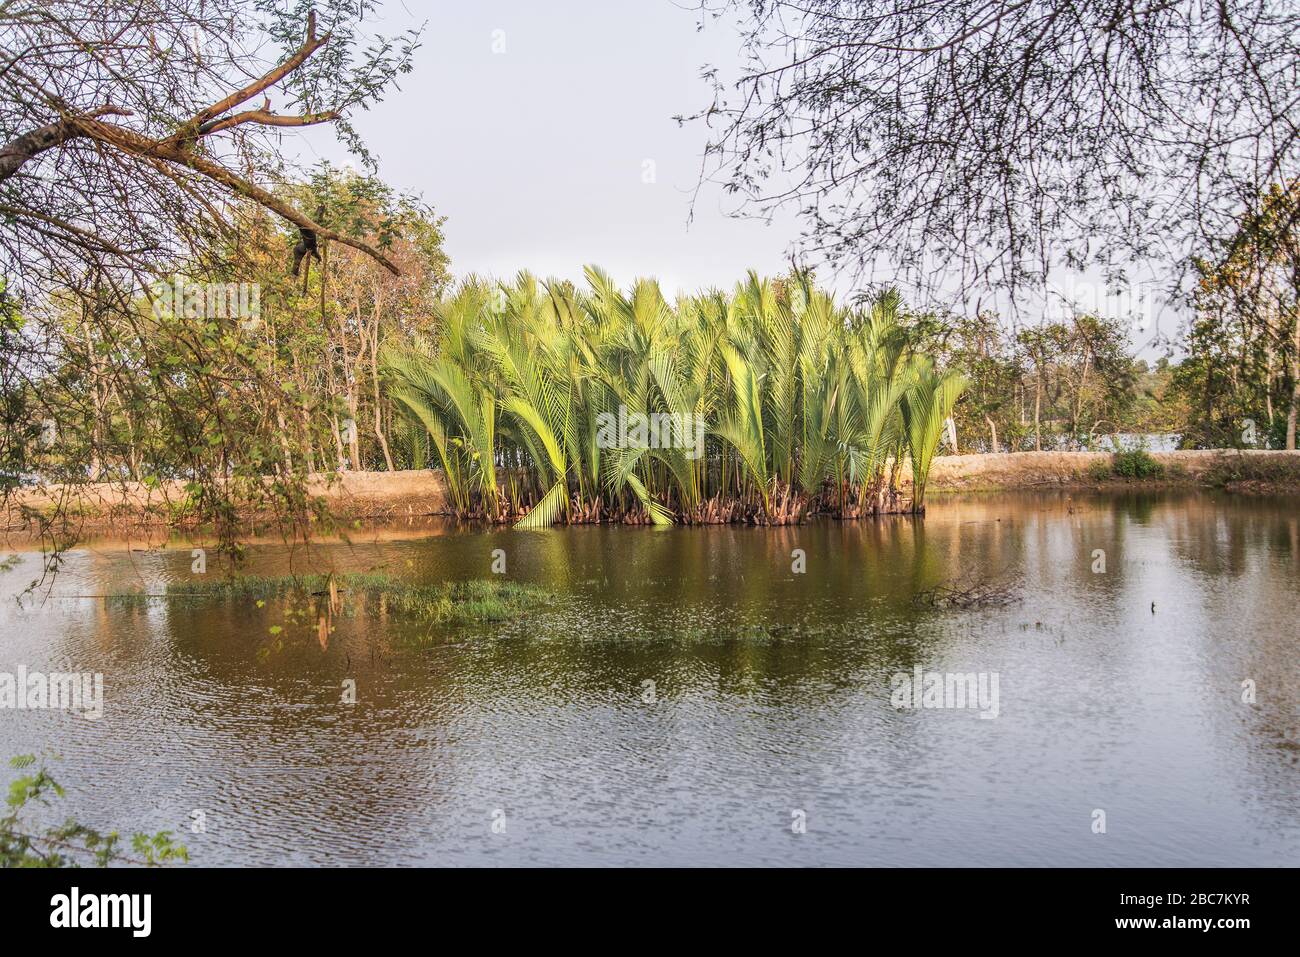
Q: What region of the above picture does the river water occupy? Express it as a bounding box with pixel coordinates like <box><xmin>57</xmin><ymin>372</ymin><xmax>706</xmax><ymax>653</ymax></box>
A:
<box><xmin>1</xmin><ymin>490</ymin><xmax>1296</xmax><ymax>866</ymax></box>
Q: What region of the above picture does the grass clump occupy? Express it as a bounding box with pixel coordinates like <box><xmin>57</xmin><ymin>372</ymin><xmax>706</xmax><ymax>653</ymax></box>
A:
<box><xmin>157</xmin><ymin>572</ymin><xmax>550</xmax><ymax>625</ymax></box>
<box><xmin>1202</xmin><ymin>454</ymin><xmax>1300</xmax><ymax>489</ymax></box>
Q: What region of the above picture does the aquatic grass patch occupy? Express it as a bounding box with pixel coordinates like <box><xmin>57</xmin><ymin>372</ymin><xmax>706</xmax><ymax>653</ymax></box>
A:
<box><xmin>107</xmin><ymin>573</ymin><xmax>552</xmax><ymax>626</ymax></box>
<box><xmin>377</xmin><ymin>577</ymin><xmax>552</xmax><ymax>625</ymax></box>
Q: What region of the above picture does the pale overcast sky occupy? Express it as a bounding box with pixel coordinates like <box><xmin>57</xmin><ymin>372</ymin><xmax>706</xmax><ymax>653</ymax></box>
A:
<box><xmin>290</xmin><ymin>0</ymin><xmax>804</xmax><ymax>297</ymax></box>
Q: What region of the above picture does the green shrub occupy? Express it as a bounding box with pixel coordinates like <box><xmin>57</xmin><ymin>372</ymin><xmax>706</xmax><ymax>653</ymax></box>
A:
<box><xmin>1111</xmin><ymin>449</ymin><xmax>1164</xmax><ymax>479</ymax></box>
<box><xmin>1086</xmin><ymin>460</ymin><xmax>1113</xmax><ymax>482</ymax></box>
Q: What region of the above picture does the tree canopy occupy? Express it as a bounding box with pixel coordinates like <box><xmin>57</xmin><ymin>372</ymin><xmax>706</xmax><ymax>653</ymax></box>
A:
<box><xmin>687</xmin><ymin>0</ymin><xmax>1300</xmax><ymax>294</ymax></box>
<box><xmin>0</xmin><ymin>0</ymin><xmax>421</xmax><ymax>293</ymax></box>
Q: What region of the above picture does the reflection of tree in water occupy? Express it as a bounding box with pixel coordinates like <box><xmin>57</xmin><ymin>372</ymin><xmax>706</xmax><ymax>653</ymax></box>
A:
<box><xmin>1159</xmin><ymin>492</ymin><xmax>1296</xmax><ymax>579</ymax></box>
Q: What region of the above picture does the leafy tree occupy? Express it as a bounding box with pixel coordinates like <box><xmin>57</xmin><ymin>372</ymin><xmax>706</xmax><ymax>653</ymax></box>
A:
<box><xmin>1</xmin><ymin>0</ymin><xmax>417</xmax><ymax>284</ymax></box>
<box><xmin>0</xmin><ymin>1</ymin><xmax>422</xmax><ymax>561</ymax></box>
<box><xmin>1176</xmin><ymin>182</ymin><xmax>1300</xmax><ymax>449</ymax></box>
<box><xmin>686</xmin><ymin>0</ymin><xmax>1300</xmax><ymax>295</ymax></box>
<box><xmin>11</xmin><ymin>166</ymin><xmax>450</xmax><ymax>556</ymax></box>
<box><xmin>908</xmin><ymin>307</ymin><xmax>1143</xmax><ymax>452</ymax></box>
<box><xmin>904</xmin><ymin>310</ymin><xmax>1022</xmax><ymax>453</ymax></box>
<box><xmin>290</xmin><ymin>166</ymin><xmax>450</xmax><ymax>472</ymax></box>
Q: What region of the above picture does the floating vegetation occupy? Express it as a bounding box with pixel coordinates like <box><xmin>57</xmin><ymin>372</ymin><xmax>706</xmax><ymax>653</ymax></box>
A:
<box><xmin>913</xmin><ymin>576</ymin><xmax>1021</xmax><ymax>610</ymax></box>
<box><xmin>666</xmin><ymin>621</ymin><xmax>834</xmax><ymax>644</ymax></box>
<box><xmin>106</xmin><ymin>572</ymin><xmax>552</xmax><ymax>626</ymax></box>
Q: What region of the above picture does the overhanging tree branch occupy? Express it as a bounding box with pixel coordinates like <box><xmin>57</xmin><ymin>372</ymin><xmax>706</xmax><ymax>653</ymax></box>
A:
<box><xmin>0</xmin><ymin>7</ymin><xmax>399</xmax><ymax>274</ymax></box>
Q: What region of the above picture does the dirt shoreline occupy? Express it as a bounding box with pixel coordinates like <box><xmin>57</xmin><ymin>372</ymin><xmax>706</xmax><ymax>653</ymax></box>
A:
<box><xmin>924</xmin><ymin>448</ymin><xmax>1300</xmax><ymax>493</ymax></box>
<box><xmin>6</xmin><ymin>449</ymin><xmax>1298</xmax><ymax>534</ymax></box>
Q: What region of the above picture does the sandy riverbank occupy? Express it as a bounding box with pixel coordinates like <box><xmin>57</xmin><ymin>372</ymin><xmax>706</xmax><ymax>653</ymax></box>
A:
<box><xmin>5</xmin><ymin>449</ymin><xmax>1298</xmax><ymax>534</ymax></box>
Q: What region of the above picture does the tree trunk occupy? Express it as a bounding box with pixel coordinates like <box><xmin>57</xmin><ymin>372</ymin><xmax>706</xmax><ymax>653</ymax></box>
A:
<box><xmin>1072</xmin><ymin>350</ymin><xmax>1091</xmax><ymax>448</ymax></box>
<box><xmin>1033</xmin><ymin>367</ymin><xmax>1043</xmax><ymax>451</ymax></box>
<box><xmin>369</xmin><ymin>310</ymin><xmax>394</xmax><ymax>471</ymax></box>
<box><xmin>291</xmin><ymin>353</ymin><xmax>316</xmax><ymax>474</ymax></box>
<box><xmin>81</xmin><ymin>319</ymin><xmax>103</xmax><ymax>480</ymax></box>
<box><xmin>1264</xmin><ymin>340</ymin><xmax>1275</xmax><ymax>427</ymax></box>
<box><xmin>331</xmin><ymin>412</ymin><xmax>346</xmax><ymax>470</ymax></box>
<box><xmin>346</xmin><ymin>394</ymin><xmax>361</xmax><ymax>471</ymax></box>
<box><xmin>275</xmin><ymin>406</ymin><xmax>294</xmax><ymax>473</ymax></box>
<box><xmin>1287</xmin><ymin>314</ymin><xmax>1299</xmax><ymax>450</ymax></box>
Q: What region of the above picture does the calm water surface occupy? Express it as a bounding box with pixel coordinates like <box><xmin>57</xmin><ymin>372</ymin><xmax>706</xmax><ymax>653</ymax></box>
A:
<box><xmin>1</xmin><ymin>491</ymin><xmax>1296</xmax><ymax>866</ymax></box>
